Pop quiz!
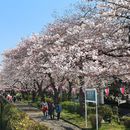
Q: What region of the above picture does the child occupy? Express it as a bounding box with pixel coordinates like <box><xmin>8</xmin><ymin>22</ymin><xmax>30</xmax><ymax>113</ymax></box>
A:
<box><xmin>41</xmin><ymin>99</ymin><xmax>48</xmax><ymax>119</ymax></box>
<box><xmin>56</xmin><ymin>103</ymin><xmax>62</xmax><ymax>120</ymax></box>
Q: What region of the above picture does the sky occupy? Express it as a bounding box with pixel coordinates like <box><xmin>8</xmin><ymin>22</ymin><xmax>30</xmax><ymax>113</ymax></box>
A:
<box><xmin>0</xmin><ymin>0</ymin><xmax>79</xmax><ymax>63</ymax></box>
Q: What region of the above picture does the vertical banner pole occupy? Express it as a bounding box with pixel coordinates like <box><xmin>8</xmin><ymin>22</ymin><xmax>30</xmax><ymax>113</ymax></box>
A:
<box><xmin>96</xmin><ymin>90</ymin><xmax>98</xmax><ymax>130</ymax></box>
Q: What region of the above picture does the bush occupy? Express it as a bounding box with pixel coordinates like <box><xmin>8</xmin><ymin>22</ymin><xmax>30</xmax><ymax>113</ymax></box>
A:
<box><xmin>112</xmin><ymin>106</ymin><xmax>118</xmax><ymax>115</ymax></box>
<box><xmin>121</xmin><ymin>116</ymin><xmax>130</xmax><ymax>128</ymax></box>
<box><xmin>62</xmin><ymin>101</ymin><xmax>97</xmax><ymax>115</ymax></box>
<box><xmin>32</xmin><ymin>100</ymin><xmax>41</xmax><ymax>108</ymax></box>
<box><xmin>98</xmin><ymin>105</ymin><xmax>113</xmax><ymax>120</ymax></box>
<box><xmin>2</xmin><ymin>104</ymin><xmax>48</xmax><ymax>130</ymax></box>
<box><xmin>62</xmin><ymin>101</ymin><xmax>114</xmax><ymax>123</ymax></box>
<box><xmin>112</xmin><ymin>115</ymin><xmax>119</xmax><ymax>122</ymax></box>
<box><xmin>89</xmin><ymin>114</ymin><xmax>102</xmax><ymax>129</ymax></box>
<box><xmin>88</xmin><ymin>107</ymin><xmax>96</xmax><ymax>115</ymax></box>
<box><xmin>61</xmin><ymin>101</ymin><xmax>80</xmax><ymax>114</ymax></box>
<box><xmin>45</xmin><ymin>97</ymin><xmax>53</xmax><ymax>103</ymax></box>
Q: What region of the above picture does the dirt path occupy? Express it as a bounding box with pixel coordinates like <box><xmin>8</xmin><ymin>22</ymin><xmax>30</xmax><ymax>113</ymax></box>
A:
<box><xmin>15</xmin><ymin>102</ymin><xmax>82</xmax><ymax>130</ymax></box>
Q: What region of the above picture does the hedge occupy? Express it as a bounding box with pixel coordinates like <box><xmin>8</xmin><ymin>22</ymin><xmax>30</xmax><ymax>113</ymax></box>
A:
<box><xmin>61</xmin><ymin>101</ymin><xmax>113</xmax><ymax>118</ymax></box>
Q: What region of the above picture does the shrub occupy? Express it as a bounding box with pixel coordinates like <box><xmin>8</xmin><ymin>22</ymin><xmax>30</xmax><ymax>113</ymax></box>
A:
<box><xmin>45</xmin><ymin>97</ymin><xmax>53</xmax><ymax>103</ymax></box>
<box><xmin>98</xmin><ymin>105</ymin><xmax>113</xmax><ymax>119</ymax></box>
<box><xmin>87</xmin><ymin>107</ymin><xmax>96</xmax><ymax>114</ymax></box>
<box><xmin>112</xmin><ymin>106</ymin><xmax>118</xmax><ymax>115</ymax></box>
<box><xmin>62</xmin><ymin>101</ymin><xmax>97</xmax><ymax>115</ymax></box>
<box><xmin>61</xmin><ymin>101</ymin><xmax>80</xmax><ymax>114</ymax></box>
<box><xmin>32</xmin><ymin>100</ymin><xmax>41</xmax><ymax>108</ymax></box>
<box><xmin>121</xmin><ymin>116</ymin><xmax>130</xmax><ymax>128</ymax></box>
<box><xmin>2</xmin><ymin>104</ymin><xmax>48</xmax><ymax>130</ymax></box>
<box><xmin>89</xmin><ymin>114</ymin><xmax>102</xmax><ymax>129</ymax></box>
<box><xmin>112</xmin><ymin>115</ymin><xmax>119</xmax><ymax>122</ymax></box>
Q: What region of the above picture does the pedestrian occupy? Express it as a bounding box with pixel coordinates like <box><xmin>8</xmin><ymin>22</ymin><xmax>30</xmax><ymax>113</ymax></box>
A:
<box><xmin>13</xmin><ymin>95</ymin><xmax>16</xmax><ymax>103</ymax></box>
<box><xmin>32</xmin><ymin>90</ymin><xmax>36</xmax><ymax>102</ymax></box>
<box><xmin>6</xmin><ymin>94</ymin><xmax>13</xmax><ymax>102</ymax></box>
<box><xmin>48</xmin><ymin>101</ymin><xmax>55</xmax><ymax>119</ymax></box>
<box><xmin>56</xmin><ymin>103</ymin><xmax>62</xmax><ymax>120</ymax></box>
<box><xmin>41</xmin><ymin>99</ymin><xmax>48</xmax><ymax>119</ymax></box>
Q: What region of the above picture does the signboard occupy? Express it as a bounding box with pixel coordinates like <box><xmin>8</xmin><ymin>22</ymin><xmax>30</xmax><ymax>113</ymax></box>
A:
<box><xmin>86</xmin><ymin>88</ymin><xmax>97</xmax><ymax>103</ymax></box>
<box><xmin>85</xmin><ymin>88</ymin><xmax>98</xmax><ymax>130</ymax></box>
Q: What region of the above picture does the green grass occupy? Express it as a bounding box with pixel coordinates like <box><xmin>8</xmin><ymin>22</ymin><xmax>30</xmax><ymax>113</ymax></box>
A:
<box><xmin>61</xmin><ymin>109</ymin><xmax>129</xmax><ymax>130</ymax></box>
<box><xmin>100</xmin><ymin>122</ymin><xmax>127</xmax><ymax>130</ymax></box>
<box><xmin>61</xmin><ymin>109</ymin><xmax>87</xmax><ymax>128</ymax></box>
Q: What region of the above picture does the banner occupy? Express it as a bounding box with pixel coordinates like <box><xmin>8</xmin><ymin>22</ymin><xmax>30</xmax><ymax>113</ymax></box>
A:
<box><xmin>120</xmin><ymin>86</ymin><xmax>125</xmax><ymax>95</ymax></box>
<box><xmin>105</xmin><ymin>87</ymin><xmax>109</xmax><ymax>96</ymax></box>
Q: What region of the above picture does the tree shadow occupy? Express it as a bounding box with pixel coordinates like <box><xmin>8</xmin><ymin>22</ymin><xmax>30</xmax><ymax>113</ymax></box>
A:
<box><xmin>82</xmin><ymin>128</ymin><xmax>92</xmax><ymax>130</ymax></box>
<box><xmin>62</xmin><ymin>126</ymin><xmax>74</xmax><ymax>130</ymax></box>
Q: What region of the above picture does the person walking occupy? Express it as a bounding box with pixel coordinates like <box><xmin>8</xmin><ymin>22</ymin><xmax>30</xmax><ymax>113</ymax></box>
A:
<box><xmin>41</xmin><ymin>99</ymin><xmax>48</xmax><ymax>119</ymax></box>
<box><xmin>13</xmin><ymin>95</ymin><xmax>16</xmax><ymax>103</ymax></box>
<box><xmin>48</xmin><ymin>101</ymin><xmax>55</xmax><ymax>119</ymax></box>
<box><xmin>6</xmin><ymin>94</ymin><xmax>13</xmax><ymax>102</ymax></box>
<box><xmin>56</xmin><ymin>103</ymin><xmax>62</xmax><ymax>120</ymax></box>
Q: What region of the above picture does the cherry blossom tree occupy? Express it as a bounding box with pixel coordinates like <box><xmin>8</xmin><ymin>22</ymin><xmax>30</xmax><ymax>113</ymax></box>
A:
<box><xmin>1</xmin><ymin>0</ymin><xmax>130</xmax><ymax>110</ymax></box>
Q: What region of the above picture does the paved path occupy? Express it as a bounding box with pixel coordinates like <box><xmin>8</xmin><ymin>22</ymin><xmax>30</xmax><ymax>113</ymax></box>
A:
<box><xmin>15</xmin><ymin>102</ymin><xmax>82</xmax><ymax>130</ymax></box>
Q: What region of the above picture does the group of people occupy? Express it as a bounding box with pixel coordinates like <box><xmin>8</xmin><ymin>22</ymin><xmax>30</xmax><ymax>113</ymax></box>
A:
<box><xmin>5</xmin><ymin>92</ymin><xmax>62</xmax><ymax>120</ymax></box>
<box><xmin>6</xmin><ymin>94</ymin><xmax>16</xmax><ymax>103</ymax></box>
<box><xmin>41</xmin><ymin>99</ymin><xmax>62</xmax><ymax>120</ymax></box>
<box><xmin>5</xmin><ymin>92</ymin><xmax>22</xmax><ymax>103</ymax></box>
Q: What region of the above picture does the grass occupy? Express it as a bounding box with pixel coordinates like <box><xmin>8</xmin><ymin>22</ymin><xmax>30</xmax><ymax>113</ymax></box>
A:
<box><xmin>61</xmin><ymin>109</ymin><xmax>129</xmax><ymax>130</ymax></box>
<box><xmin>100</xmin><ymin>122</ymin><xmax>127</xmax><ymax>130</ymax></box>
<box><xmin>61</xmin><ymin>109</ymin><xmax>87</xmax><ymax>128</ymax></box>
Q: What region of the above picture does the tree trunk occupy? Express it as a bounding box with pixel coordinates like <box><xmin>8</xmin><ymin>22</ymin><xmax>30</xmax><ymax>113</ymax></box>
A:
<box><xmin>78</xmin><ymin>57</ymin><xmax>85</xmax><ymax>116</ymax></box>
<box><xmin>68</xmin><ymin>79</ymin><xmax>72</xmax><ymax>101</ymax></box>
<box><xmin>48</xmin><ymin>73</ymin><xmax>59</xmax><ymax>104</ymax></box>
<box><xmin>79</xmin><ymin>85</ymin><xmax>85</xmax><ymax>116</ymax></box>
<box><xmin>34</xmin><ymin>79</ymin><xmax>44</xmax><ymax>98</ymax></box>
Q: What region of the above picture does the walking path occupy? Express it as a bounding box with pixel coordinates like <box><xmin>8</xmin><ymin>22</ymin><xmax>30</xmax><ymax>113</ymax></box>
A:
<box><xmin>15</xmin><ymin>102</ymin><xmax>82</xmax><ymax>130</ymax></box>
